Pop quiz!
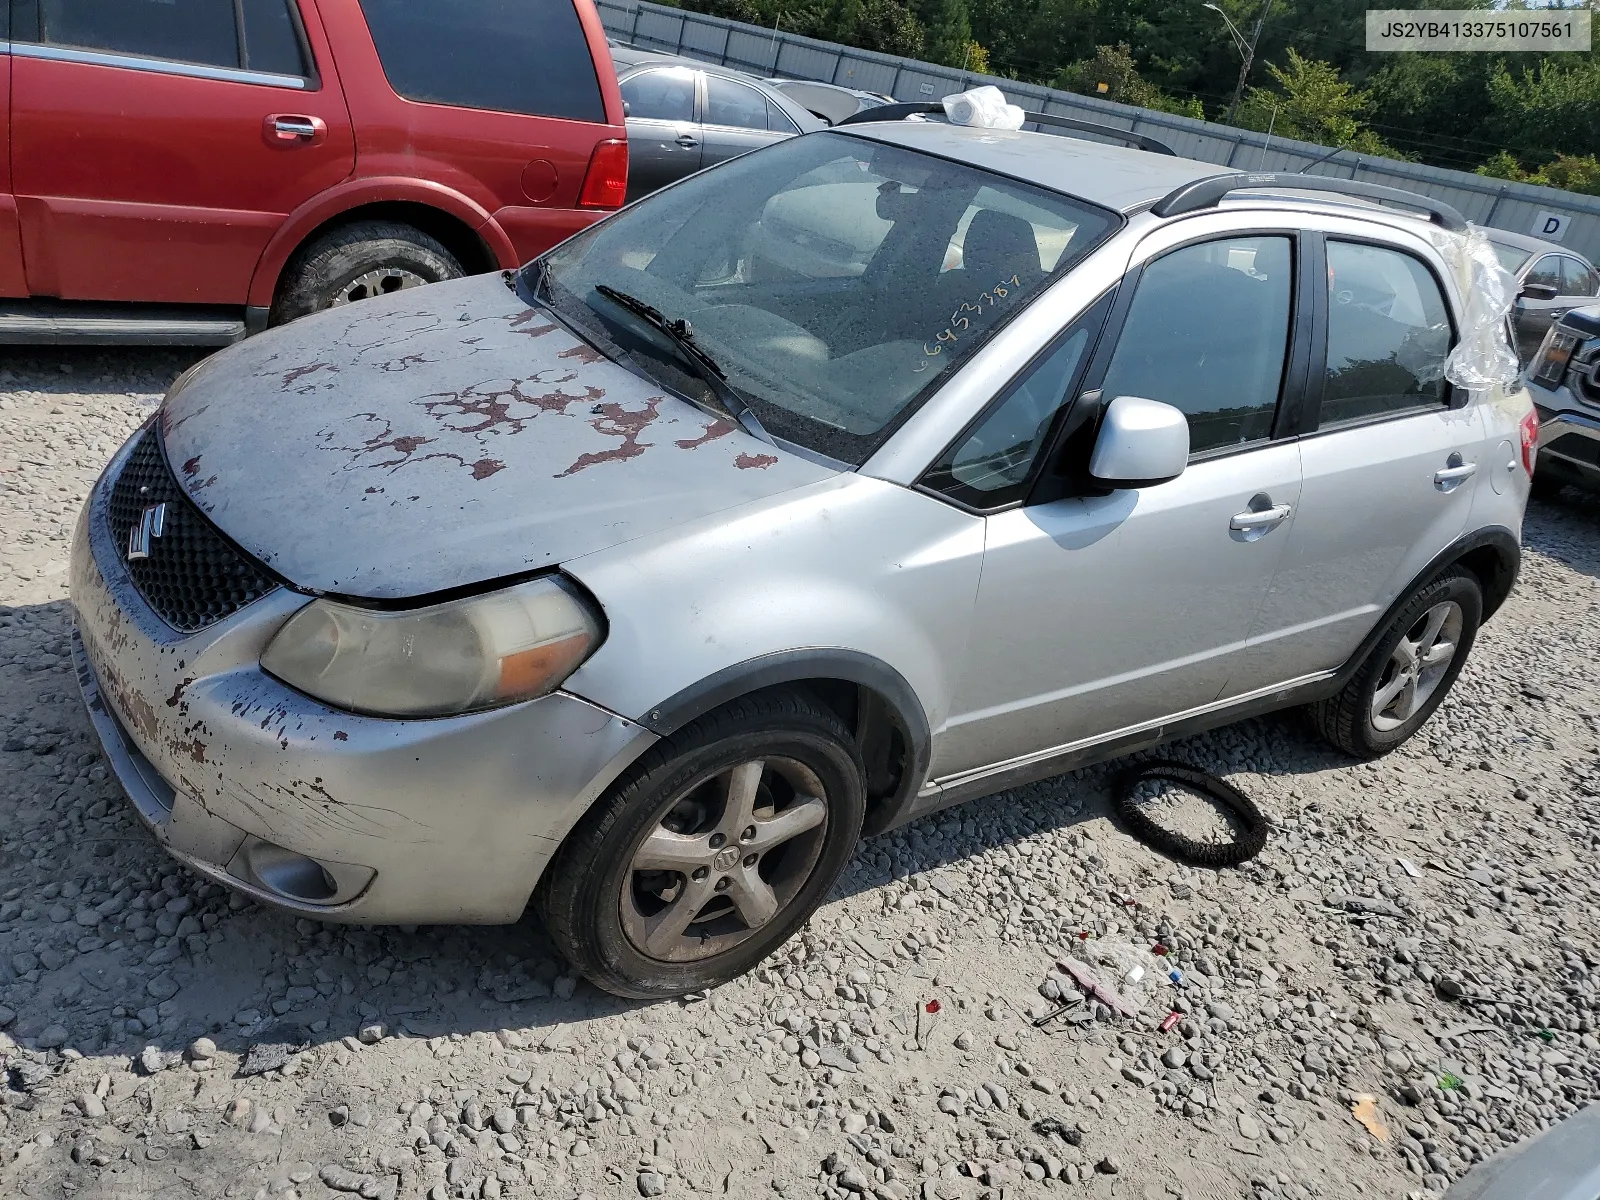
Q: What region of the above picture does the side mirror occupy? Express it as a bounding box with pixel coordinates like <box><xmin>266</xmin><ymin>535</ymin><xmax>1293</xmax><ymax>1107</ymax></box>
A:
<box><xmin>1521</xmin><ymin>281</ymin><xmax>1559</xmax><ymax>302</ymax></box>
<box><xmin>1088</xmin><ymin>396</ymin><xmax>1189</xmax><ymax>488</ymax></box>
<box><xmin>622</xmin><ymin>101</ymin><xmax>632</xmax><ymax>118</ymax></box>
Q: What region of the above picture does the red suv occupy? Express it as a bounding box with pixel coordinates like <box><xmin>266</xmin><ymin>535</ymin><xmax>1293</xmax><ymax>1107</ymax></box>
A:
<box><xmin>0</xmin><ymin>0</ymin><xmax>627</xmax><ymax>344</ymax></box>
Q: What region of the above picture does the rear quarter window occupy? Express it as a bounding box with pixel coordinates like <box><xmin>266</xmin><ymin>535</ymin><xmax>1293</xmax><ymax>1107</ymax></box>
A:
<box><xmin>356</xmin><ymin>0</ymin><xmax>606</xmax><ymax>124</ymax></box>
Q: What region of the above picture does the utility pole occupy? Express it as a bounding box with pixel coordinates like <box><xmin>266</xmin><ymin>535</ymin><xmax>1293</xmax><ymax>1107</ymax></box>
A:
<box><xmin>1206</xmin><ymin>0</ymin><xmax>1272</xmax><ymax>124</ymax></box>
<box><xmin>1229</xmin><ymin>0</ymin><xmax>1272</xmax><ymax>122</ymax></box>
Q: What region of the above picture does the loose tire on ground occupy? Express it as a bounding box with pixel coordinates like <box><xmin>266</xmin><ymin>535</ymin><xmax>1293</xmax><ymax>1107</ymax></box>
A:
<box><xmin>271</xmin><ymin>220</ymin><xmax>465</xmax><ymax>325</ymax></box>
<box><xmin>1310</xmin><ymin>567</ymin><xmax>1483</xmax><ymax>759</ymax></box>
<box><xmin>537</xmin><ymin>689</ymin><xmax>866</xmax><ymax>999</ymax></box>
<box><xmin>1112</xmin><ymin>759</ymin><xmax>1269</xmax><ymax>867</ymax></box>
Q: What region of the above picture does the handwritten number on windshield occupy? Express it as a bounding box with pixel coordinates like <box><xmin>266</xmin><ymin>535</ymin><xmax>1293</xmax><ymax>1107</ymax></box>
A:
<box><xmin>913</xmin><ymin>275</ymin><xmax>1023</xmax><ymax>373</ymax></box>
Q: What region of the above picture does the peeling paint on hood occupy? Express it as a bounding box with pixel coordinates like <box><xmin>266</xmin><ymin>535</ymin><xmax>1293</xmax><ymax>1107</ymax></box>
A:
<box><xmin>159</xmin><ymin>275</ymin><xmax>836</xmax><ymax>599</ymax></box>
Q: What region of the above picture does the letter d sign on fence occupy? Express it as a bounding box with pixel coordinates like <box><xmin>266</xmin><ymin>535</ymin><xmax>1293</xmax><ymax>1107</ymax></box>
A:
<box><xmin>1531</xmin><ymin>210</ymin><xmax>1569</xmax><ymax>241</ymax></box>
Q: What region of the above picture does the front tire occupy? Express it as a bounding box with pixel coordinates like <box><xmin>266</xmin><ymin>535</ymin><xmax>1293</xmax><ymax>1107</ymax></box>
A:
<box><xmin>538</xmin><ymin>689</ymin><xmax>866</xmax><ymax>999</ymax></box>
<box><xmin>271</xmin><ymin>220</ymin><xmax>465</xmax><ymax>325</ymax></box>
<box><xmin>1310</xmin><ymin>568</ymin><xmax>1482</xmax><ymax>759</ymax></box>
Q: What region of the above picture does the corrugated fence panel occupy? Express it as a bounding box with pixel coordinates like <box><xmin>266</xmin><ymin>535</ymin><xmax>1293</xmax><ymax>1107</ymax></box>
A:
<box><xmin>778</xmin><ymin>42</ymin><xmax>839</xmax><ymax>82</ymax></box>
<box><xmin>680</xmin><ymin>17</ymin><xmax>730</xmax><ymax>57</ymax></box>
<box><xmin>599</xmin><ymin>0</ymin><xmax>1600</xmax><ymax>263</ymax></box>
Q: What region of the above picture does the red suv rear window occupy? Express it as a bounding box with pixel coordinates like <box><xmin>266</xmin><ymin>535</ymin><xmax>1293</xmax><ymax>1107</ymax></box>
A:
<box><xmin>357</xmin><ymin>0</ymin><xmax>606</xmax><ymax>125</ymax></box>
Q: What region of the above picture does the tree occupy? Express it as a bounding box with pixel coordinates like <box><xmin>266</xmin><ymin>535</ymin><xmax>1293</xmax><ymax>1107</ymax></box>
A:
<box><xmin>1235</xmin><ymin>48</ymin><xmax>1404</xmax><ymax>157</ymax></box>
<box><xmin>922</xmin><ymin>0</ymin><xmax>975</xmax><ymax>66</ymax></box>
<box><xmin>1479</xmin><ymin>151</ymin><xmax>1600</xmax><ymax>198</ymax></box>
<box><xmin>1486</xmin><ymin>58</ymin><xmax>1600</xmax><ymax>164</ymax></box>
<box><xmin>1363</xmin><ymin>54</ymin><xmax>1496</xmax><ymax>169</ymax></box>
<box><xmin>1054</xmin><ymin>43</ymin><xmax>1203</xmax><ymax>115</ymax></box>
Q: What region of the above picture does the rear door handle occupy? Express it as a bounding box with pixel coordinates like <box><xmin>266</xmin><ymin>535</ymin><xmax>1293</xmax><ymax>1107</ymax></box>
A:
<box><xmin>1433</xmin><ymin>462</ymin><xmax>1477</xmax><ymax>491</ymax></box>
<box><xmin>675</xmin><ymin>134</ymin><xmax>700</xmax><ymax>147</ymax></box>
<box><xmin>1230</xmin><ymin>503</ymin><xmax>1292</xmax><ymax>531</ymax></box>
<box><xmin>265</xmin><ymin>114</ymin><xmax>327</xmax><ymax>146</ymax></box>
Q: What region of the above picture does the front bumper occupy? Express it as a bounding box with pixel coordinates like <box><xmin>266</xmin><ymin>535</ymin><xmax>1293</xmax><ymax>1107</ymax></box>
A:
<box><xmin>1536</xmin><ymin>402</ymin><xmax>1600</xmax><ymax>491</ymax></box>
<box><xmin>69</xmin><ymin>430</ymin><xmax>655</xmax><ymax>924</ymax></box>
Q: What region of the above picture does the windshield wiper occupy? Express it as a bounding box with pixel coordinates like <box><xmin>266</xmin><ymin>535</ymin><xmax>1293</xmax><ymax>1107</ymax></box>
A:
<box><xmin>592</xmin><ymin>284</ymin><xmax>771</xmax><ymax>444</ymax></box>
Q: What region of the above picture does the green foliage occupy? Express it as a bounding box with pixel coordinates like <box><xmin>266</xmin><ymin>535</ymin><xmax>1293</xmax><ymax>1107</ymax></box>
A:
<box><xmin>1486</xmin><ymin>57</ymin><xmax>1600</xmax><ymax>163</ymax></box>
<box><xmin>1235</xmin><ymin>49</ymin><xmax>1405</xmax><ymax>158</ymax></box>
<box><xmin>1478</xmin><ymin>151</ymin><xmax>1600</xmax><ymax>198</ymax></box>
<box><xmin>669</xmin><ymin>0</ymin><xmax>1598</xmax><ymax>187</ymax></box>
<box><xmin>1054</xmin><ymin>43</ymin><xmax>1202</xmax><ymax>116</ymax></box>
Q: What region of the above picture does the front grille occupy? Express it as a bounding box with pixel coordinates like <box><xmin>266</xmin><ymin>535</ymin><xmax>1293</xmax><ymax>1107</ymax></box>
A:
<box><xmin>1577</xmin><ymin>359</ymin><xmax>1600</xmax><ymax>408</ymax></box>
<box><xmin>106</xmin><ymin>429</ymin><xmax>279</xmax><ymax>633</ymax></box>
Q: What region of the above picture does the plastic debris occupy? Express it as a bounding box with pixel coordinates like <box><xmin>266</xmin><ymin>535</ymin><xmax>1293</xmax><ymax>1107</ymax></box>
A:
<box><xmin>1350</xmin><ymin>1093</ymin><xmax>1392</xmax><ymax>1144</ymax></box>
<box><xmin>1058</xmin><ymin>956</ymin><xmax>1140</xmax><ymax>1018</ymax></box>
<box><xmin>1426</xmin><ymin>223</ymin><xmax>1521</xmax><ymax>390</ymax></box>
<box><xmin>1398</xmin><ymin>857</ymin><xmax>1421</xmax><ymax>879</ymax></box>
<box><xmin>1439</xmin><ymin>1072</ymin><xmax>1463</xmax><ymax>1092</ymax></box>
<box><xmin>924</xmin><ymin>999</ymin><xmax>941</xmax><ymax>1014</ymax></box>
<box><xmin>941</xmin><ymin>85</ymin><xmax>1025</xmax><ymax>131</ymax></box>
<box><xmin>1159</xmin><ymin>1011</ymin><xmax>1182</xmax><ymax>1034</ymax></box>
<box><xmin>1150</xmin><ymin>943</ymin><xmax>1168</xmax><ymax>956</ymax></box>
<box><xmin>1530</xmin><ymin>1028</ymin><xmax>1556</xmax><ymax>1043</ymax></box>
<box><xmin>1168</xmin><ymin>969</ymin><xmax>1184</xmax><ymax>986</ymax></box>
<box><xmin>1124</xmin><ymin>965</ymin><xmax>1145</xmax><ymax>985</ymax></box>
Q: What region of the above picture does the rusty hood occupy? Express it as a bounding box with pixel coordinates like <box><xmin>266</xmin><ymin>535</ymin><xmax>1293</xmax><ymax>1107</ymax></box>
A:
<box><xmin>159</xmin><ymin>274</ymin><xmax>836</xmax><ymax>599</ymax></box>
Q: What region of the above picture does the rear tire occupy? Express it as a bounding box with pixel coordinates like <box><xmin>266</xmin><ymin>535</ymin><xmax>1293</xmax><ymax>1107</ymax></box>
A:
<box><xmin>538</xmin><ymin>689</ymin><xmax>866</xmax><ymax>999</ymax></box>
<box><xmin>1310</xmin><ymin>568</ymin><xmax>1482</xmax><ymax>759</ymax></box>
<box><xmin>271</xmin><ymin>220</ymin><xmax>464</xmax><ymax>325</ymax></box>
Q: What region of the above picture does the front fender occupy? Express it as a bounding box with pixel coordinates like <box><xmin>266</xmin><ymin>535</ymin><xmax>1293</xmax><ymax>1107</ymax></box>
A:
<box><xmin>560</xmin><ymin>475</ymin><xmax>985</xmax><ymax>806</ymax></box>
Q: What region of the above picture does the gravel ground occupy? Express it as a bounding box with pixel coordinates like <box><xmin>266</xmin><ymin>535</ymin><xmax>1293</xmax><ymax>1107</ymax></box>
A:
<box><xmin>1</xmin><ymin>346</ymin><xmax>1597</xmax><ymax>1200</ymax></box>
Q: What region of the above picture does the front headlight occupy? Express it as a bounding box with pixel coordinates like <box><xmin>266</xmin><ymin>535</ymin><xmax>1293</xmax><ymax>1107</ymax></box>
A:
<box><xmin>261</xmin><ymin>576</ymin><xmax>603</xmax><ymax>718</ymax></box>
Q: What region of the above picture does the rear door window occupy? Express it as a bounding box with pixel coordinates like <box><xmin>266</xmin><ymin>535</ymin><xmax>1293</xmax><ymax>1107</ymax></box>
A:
<box><xmin>239</xmin><ymin>0</ymin><xmax>307</xmax><ymax>76</ymax></box>
<box><xmin>357</xmin><ymin>0</ymin><xmax>606</xmax><ymax>123</ymax></box>
<box><xmin>1320</xmin><ymin>240</ymin><xmax>1452</xmax><ymax>425</ymax></box>
<box><xmin>1561</xmin><ymin>256</ymin><xmax>1600</xmax><ymax>298</ymax></box>
<box><xmin>620</xmin><ymin>68</ymin><xmax>696</xmax><ymax>123</ymax></box>
<box><xmin>705</xmin><ymin>76</ymin><xmax>770</xmax><ymax>130</ymax></box>
<box><xmin>37</xmin><ymin>0</ymin><xmax>240</xmax><ymax>68</ymax></box>
<box><xmin>767</xmin><ymin>97</ymin><xmax>801</xmax><ymax>135</ymax></box>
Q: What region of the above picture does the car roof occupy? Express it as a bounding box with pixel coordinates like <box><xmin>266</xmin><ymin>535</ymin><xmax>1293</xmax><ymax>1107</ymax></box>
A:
<box><xmin>835</xmin><ymin>120</ymin><xmax>1224</xmax><ymax>213</ymax></box>
<box><xmin>834</xmin><ymin>119</ymin><xmax>1476</xmax><ymax>233</ymax></box>
<box><xmin>1485</xmin><ymin>227</ymin><xmax>1591</xmax><ymax>265</ymax></box>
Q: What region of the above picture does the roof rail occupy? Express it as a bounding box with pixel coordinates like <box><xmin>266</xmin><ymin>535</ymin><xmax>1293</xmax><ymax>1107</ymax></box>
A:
<box><xmin>1152</xmin><ymin>172</ymin><xmax>1468</xmax><ymax>230</ymax></box>
<box><xmin>834</xmin><ymin>101</ymin><xmax>1178</xmax><ymax>156</ymax></box>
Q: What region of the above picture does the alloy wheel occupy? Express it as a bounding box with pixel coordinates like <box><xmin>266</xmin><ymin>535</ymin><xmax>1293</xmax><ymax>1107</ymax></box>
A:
<box><xmin>1370</xmin><ymin>600</ymin><xmax>1463</xmax><ymax>731</ymax></box>
<box><xmin>620</xmin><ymin>757</ymin><xmax>829</xmax><ymax>963</ymax></box>
<box><xmin>329</xmin><ymin>267</ymin><xmax>430</xmax><ymax>307</ymax></box>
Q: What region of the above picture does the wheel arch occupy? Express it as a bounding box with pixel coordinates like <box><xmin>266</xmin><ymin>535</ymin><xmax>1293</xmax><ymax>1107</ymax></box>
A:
<box><xmin>246</xmin><ymin>180</ymin><xmax>519</xmax><ymax>314</ymax></box>
<box><xmin>1333</xmin><ymin>525</ymin><xmax>1521</xmax><ymax>694</ymax></box>
<box><xmin>637</xmin><ymin>649</ymin><xmax>934</xmax><ymax>838</ymax></box>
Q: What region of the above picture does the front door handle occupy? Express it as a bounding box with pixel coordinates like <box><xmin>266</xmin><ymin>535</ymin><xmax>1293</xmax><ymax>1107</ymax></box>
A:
<box><xmin>1229</xmin><ymin>503</ymin><xmax>1292</xmax><ymax>531</ymax></box>
<box><xmin>265</xmin><ymin>114</ymin><xmax>327</xmax><ymax>146</ymax></box>
<box><xmin>675</xmin><ymin>134</ymin><xmax>700</xmax><ymax>148</ymax></box>
<box><xmin>1434</xmin><ymin>458</ymin><xmax>1477</xmax><ymax>491</ymax></box>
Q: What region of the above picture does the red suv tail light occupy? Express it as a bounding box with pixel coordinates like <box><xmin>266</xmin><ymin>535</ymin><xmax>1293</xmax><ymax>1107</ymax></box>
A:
<box><xmin>1519</xmin><ymin>407</ymin><xmax>1539</xmax><ymax>476</ymax></box>
<box><xmin>578</xmin><ymin>140</ymin><xmax>628</xmax><ymax>209</ymax></box>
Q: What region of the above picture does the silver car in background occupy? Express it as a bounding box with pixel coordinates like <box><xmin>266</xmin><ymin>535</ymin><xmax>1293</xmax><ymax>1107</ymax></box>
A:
<box><xmin>1486</xmin><ymin>229</ymin><xmax>1600</xmax><ymax>364</ymax></box>
<box><xmin>71</xmin><ymin>116</ymin><xmax>1535</xmax><ymax>998</ymax></box>
<box><xmin>610</xmin><ymin>45</ymin><xmax>825</xmax><ymax>202</ymax></box>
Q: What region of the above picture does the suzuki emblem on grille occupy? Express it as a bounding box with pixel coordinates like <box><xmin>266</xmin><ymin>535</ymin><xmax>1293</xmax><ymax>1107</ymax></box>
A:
<box><xmin>127</xmin><ymin>503</ymin><xmax>167</xmax><ymax>561</ymax></box>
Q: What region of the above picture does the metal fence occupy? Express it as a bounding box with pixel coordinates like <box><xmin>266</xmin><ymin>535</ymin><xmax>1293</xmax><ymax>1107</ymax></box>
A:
<box><xmin>596</xmin><ymin>0</ymin><xmax>1600</xmax><ymax>265</ymax></box>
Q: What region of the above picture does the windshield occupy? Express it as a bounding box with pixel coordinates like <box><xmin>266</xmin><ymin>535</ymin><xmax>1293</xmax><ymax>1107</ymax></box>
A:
<box><xmin>1490</xmin><ymin>240</ymin><xmax>1531</xmax><ymax>275</ymax></box>
<box><xmin>531</xmin><ymin>132</ymin><xmax>1118</xmax><ymax>464</ymax></box>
